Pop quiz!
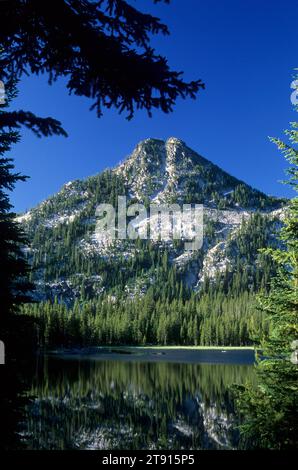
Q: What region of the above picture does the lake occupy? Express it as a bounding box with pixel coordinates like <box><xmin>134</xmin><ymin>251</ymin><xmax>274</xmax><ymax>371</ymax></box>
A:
<box><xmin>3</xmin><ymin>348</ymin><xmax>256</xmax><ymax>450</ymax></box>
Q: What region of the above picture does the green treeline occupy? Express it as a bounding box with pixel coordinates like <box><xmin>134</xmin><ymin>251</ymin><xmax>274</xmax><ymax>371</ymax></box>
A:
<box><xmin>22</xmin><ymin>289</ymin><xmax>268</xmax><ymax>348</ymax></box>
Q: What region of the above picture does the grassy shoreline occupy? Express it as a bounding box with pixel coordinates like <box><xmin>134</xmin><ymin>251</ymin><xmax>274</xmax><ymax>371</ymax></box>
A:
<box><xmin>106</xmin><ymin>345</ymin><xmax>255</xmax><ymax>350</ymax></box>
<box><xmin>47</xmin><ymin>345</ymin><xmax>257</xmax><ymax>355</ymax></box>
<box><xmin>50</xmin><ymin>345</ymin><xmax>255</xmax><ymax>351</ymax></box>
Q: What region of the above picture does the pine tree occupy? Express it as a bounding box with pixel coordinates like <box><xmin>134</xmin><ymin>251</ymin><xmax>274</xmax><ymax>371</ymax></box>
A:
<box><xmin>235</xmin><ymin>84</ymin><xmax>298</xmax><ymax>449</ymax></box>
<box><xmin>0</xmin><ymin>0</ymin><xmax>203</xmax><ymax>120</ymax></box>
<box><xmin>0</xmin><ymin>80</ymin><xmax>66</xmax><ymax>354</ymax></box>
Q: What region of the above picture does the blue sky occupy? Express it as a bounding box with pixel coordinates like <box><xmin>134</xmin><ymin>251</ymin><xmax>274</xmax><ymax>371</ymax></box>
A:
<box><xmin>9</xmin><ymin>0</ymin><xmax>298</xmax><ymax>213</ymax></box>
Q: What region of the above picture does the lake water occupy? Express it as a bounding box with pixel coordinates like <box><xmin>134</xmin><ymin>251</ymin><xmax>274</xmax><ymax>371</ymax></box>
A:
<box><xmin>4</xmin><ymin>349</ymin><xmax>256</xmax><ymax>450</ymax></box>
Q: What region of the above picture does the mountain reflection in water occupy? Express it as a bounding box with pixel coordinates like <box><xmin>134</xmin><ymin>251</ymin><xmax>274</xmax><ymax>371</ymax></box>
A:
<box><xmin>17</xmin><ymin>351</ymin><xmax>256</xmax><ymax>450</ymax></box>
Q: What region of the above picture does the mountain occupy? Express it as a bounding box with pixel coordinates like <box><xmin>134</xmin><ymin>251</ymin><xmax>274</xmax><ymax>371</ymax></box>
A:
<box><xmin>115</xmin><ymin>137</ymin><xmax>278</xmax><ymax>206</ymax></box>
<box><xmin>17</xmin><ymin>137</ymin><xmax>285</xmax><ymax>306</ymax></box>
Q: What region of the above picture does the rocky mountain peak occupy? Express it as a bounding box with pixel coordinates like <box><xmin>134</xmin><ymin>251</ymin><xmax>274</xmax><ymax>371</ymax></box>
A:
<box><xmin>114</xmin><ymin>137</ymin><xmax>271</xmax><ymax>206</ymax></box>
<box><xmin>16</xmin><ymin>137</ymin><xmax>285</xmax><ymax>304</ymax></box>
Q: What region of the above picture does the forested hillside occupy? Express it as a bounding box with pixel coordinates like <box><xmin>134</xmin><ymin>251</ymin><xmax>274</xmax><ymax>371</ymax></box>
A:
<box><xmin>18</xmin><ymin>138</ymin><xmax>286</xmax><ymax>346</ymax></box>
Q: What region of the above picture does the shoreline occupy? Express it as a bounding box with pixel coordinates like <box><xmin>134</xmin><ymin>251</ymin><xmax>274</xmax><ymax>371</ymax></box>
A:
<box><xmin>47</xmin><ymin>345</ymin><xmax>256</xmax><ymax>355</ymax></box>
<box><xmin>46</xmin><ymin>346</ymin><xmax>257</xmax><ymax>365</ymax></box>
<box><xmin>108</xmin><ymin>345</ymin><xmax>256</xmax><ymax>350</ymax></box>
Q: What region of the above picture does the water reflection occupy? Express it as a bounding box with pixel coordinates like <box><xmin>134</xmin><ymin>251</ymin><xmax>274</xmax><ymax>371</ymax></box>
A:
<box><xmin>18</xmin><ymin>354</ymin><xmax>256</xmax><ymax>450</ymax></box>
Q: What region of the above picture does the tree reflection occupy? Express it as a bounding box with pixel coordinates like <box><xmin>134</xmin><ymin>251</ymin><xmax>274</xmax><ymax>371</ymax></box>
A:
<box><xmin>18</xmin><ymin>357</ymin><xmax>256</xmax><ymax>450</ymax></box>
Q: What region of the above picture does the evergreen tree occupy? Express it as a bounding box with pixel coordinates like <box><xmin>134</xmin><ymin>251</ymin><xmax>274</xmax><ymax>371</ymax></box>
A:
<box><xmin>0</xmin><ymin>80</ymin><xmax>66</xmax><ymax>353</ymax></box>
<box><xmin>235</xmin><ymin>87</ymin><xmax>298</xmax><ymax>449</ymax></box>
<box><xmin>0</xmin><ymin>0</ymin><xmax>203</xmax><ymax>119</ymax></box>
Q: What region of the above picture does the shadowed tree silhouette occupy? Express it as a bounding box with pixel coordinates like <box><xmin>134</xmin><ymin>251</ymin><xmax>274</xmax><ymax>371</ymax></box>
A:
<box><xmin>0</xmin><ymin>0</ymin><xmax>204</xmax><ymax>119</ymax></box>
<box><xmin>0</xmin><ymin>80</ymin><xmax>66</xmax><ymax>352</ymax></box>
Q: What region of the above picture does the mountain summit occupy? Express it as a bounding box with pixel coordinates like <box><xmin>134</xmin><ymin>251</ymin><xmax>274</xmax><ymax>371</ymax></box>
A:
<box><xmin>17</xmin><ymin>138</ymin><xmax>284</xmax><ymax>303</ymax></box>
<box><xmin>114</xmin><ymin>137</ymin><xmax>279</xmax><ymax>209</ymax></box>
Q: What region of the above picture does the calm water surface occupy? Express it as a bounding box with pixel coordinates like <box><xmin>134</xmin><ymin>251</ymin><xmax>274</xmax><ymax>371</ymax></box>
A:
<box><xmin>12</xmin><ymin>349</ymin><xmax>256</xmax><ymax>450</ymax></box>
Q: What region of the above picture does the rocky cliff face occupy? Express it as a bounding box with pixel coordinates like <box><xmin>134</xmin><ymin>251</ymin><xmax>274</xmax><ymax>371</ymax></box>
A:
<box><xmin>17</xmin><ymin>138</ymin><xmax>285</xmax><ymax>303</ymax></box>
<box><xmin>115</xmin><ymin>137</ymin><xmax>272</xmax><ymax>205</ymax></box>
